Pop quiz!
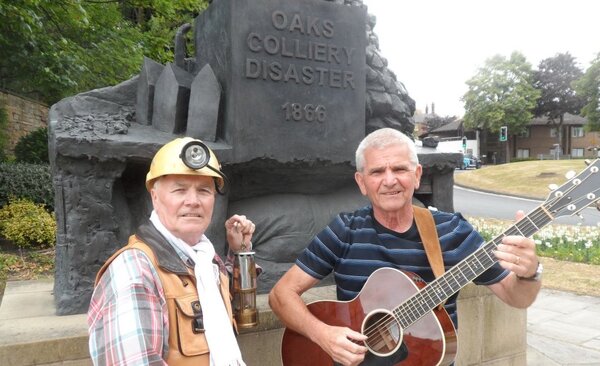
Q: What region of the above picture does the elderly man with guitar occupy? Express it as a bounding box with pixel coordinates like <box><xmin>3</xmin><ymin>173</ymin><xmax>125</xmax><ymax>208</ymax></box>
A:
<box><xmin>269</xmin><ymin>128</ymin><xmax>599</xmax><ymax>366</ymax></box>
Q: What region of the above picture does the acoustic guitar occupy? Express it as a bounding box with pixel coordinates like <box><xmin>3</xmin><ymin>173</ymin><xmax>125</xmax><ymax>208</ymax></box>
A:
<box><xmin>281</xmin><ymin>159</ymin><xmax>600</xmax><ymax>365</ymax></box>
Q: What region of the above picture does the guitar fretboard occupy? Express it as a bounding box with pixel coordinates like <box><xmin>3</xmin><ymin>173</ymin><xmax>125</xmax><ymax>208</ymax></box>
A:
<box><xmin>393</xmin><ymin>206</ymin><xmax>554</xmax><ymax>329</ymax></box>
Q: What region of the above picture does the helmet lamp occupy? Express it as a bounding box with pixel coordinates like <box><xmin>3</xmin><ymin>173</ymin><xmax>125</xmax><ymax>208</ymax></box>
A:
<box><xmin>180</xmin><ymin>141</ymin><xmax>211</xmax><ymax>170</ymax></box>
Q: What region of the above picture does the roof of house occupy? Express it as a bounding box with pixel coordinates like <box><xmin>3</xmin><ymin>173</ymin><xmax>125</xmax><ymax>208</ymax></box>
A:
<box><xmin>430</xmin><ymin>118</ymin><xmax>463</xmax><ymax>133</ymax></box>
<box><xmin>529</xmin><ymin>113</ymin><xmax>587</xmax><ymax>126</ymax></box>
<box><xmin>428</xmin><ymin>113</ymin><xmax>587</xmax><ymax>134</ymax></box>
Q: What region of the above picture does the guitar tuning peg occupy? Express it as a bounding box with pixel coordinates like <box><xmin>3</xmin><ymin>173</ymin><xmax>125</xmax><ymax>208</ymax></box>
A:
<box><xmin>548</xmin><ymin>183</ymin><xmax>559</xmax><ymax>191</ymax></box>
<box><xmin>565</xmin><ymin>170</ymin><xmax>576</xmax><ymax>180</ymax></box>
<box><xmin>585</xmin><ymin>159</ymin><xmax>592</xmax><ymax>166</ymax></box>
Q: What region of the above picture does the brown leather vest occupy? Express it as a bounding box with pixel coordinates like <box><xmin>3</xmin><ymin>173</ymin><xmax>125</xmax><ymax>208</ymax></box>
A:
<box><xmin>95</xmin><ymin>226</ymin><xmax>235</xmax><ymax>366</ymax></box>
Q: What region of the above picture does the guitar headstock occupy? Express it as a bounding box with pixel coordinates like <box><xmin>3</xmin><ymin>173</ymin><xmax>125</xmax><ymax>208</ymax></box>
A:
<box><xmin>544</xmin><ymin>159</ymin><xmax>600</xmax><ymax>218</ymax></box>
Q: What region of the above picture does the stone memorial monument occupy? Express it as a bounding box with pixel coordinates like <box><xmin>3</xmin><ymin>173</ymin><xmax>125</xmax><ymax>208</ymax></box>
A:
<box><xmin>49</xmin><ymin>0</ymin><xmax>460</xmax><ymax>315</ymax></box>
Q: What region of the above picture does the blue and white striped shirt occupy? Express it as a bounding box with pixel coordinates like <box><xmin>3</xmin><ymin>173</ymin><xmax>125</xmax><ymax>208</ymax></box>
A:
<box><xmin>296</xmin><ymin>206</ymin><xmax>508</xmax><ymax>327</ymax></box>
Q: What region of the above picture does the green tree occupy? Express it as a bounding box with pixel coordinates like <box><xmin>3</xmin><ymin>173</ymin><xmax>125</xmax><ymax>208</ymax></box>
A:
<box><xmin>0</xmin><ymin>0</ymin><xmax>208</xmax><ymax>105</ymax></box>
<box><xmin>462</xmin><ymin>52</ymin><xmax>540</xmax><ymax>135</ymax></box>
<box><xmin>121</xmin><ymin>0</ymin><xmax>209</xmax><ymax>65</ymax></box>
<box><xmin>533</xmin><ymin>52</ymin><xmax>586</xmax><ymax>150</ymax></box>
<box><xmin>574</xmin><ymin>53</ymin><xmax>600</xmax><ymax>131</ymax></box>
<box><xmin>0</xmin><ymin>1</ymin><xmax>143</xmax><ymax>104</ymax></box>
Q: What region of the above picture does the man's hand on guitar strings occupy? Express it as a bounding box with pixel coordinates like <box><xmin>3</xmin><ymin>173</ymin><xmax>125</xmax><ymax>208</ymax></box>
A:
<box><xmin>493</xmin><ymin>210</ymin><xmax>539</xmax><ymax>279</ymax></box>
<box><xmin>315</xmin><ymin>325</ymin><xmax>368</xmax><ymax>366</ymax></box>
<box><xmin>495</xmin><ymin>235</ymin><xmax>537</xmax><ymax>277</ymax></box>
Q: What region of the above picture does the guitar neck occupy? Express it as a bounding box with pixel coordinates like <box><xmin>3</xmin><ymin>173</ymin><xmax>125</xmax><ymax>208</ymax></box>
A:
<box><xmin>395</xmin><ymin>205</ymin><xmax>553</xmax><ymax>329</ymax></box>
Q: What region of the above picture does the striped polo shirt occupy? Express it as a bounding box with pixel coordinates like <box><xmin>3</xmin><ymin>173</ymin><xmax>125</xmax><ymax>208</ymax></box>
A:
<box><xmin>296</xmin><ymin>206</ymin><xmax>509</xmax><ymax>327</ymax></box>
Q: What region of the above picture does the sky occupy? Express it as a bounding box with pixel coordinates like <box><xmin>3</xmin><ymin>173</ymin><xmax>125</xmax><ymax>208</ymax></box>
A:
<box><xmin>363</xmin><ymin>0</ymin><xmax>600</xmax><ymax>117</ymax></box>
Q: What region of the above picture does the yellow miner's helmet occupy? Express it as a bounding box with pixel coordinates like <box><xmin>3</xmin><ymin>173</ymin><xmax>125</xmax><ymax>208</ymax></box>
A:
<box><xmin>145</xmin><ymin>137</ymin><xmax>227</xmax><ymax>193</ymax></box>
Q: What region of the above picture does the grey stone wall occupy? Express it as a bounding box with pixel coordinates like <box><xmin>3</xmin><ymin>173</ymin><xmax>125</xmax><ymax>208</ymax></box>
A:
<box><xmin>0</xmin><ymin>89</ymin><xmax>48</xmax><ymax>156</ymax></box>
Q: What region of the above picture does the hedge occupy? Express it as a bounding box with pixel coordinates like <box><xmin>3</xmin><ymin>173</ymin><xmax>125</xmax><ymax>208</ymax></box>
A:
<box><xmin>0</xmin><ymin>162</ymin><xmax>54</xmax><ymax>210</ymax></box>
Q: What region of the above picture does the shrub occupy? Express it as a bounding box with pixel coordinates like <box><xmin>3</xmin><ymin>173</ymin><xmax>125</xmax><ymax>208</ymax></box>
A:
<box><xmin>0</xmin><ymin>162</ymin><xmax>54</xmax><ymax>210</ymax></box>
<box><xmin>14</xmin><ymin>127</ymin><xmax>49</xmax><ymax>164</ymax></box>
<box><xmin>0</xmin><ymin>198</ymin><xmax>56</xmax><ymax>249</ymax></box>
<box><xmin>511</xmin><ymin>157</ymin><xmax>536</xmax><ymax>163</ymax></box>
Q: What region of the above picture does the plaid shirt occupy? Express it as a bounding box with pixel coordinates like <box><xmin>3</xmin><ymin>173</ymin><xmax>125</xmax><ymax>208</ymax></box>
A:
<box><xmin>87</xmin><ymin>245</ymin><xmax>235</xmax><ymax>366</ymax></box>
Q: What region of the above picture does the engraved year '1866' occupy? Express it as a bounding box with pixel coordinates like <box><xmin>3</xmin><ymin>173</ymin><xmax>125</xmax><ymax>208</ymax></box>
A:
<box><xmin>281</xmin><ymin>102</ymin><xmax>326</xmax><ymax>122</ymax></box>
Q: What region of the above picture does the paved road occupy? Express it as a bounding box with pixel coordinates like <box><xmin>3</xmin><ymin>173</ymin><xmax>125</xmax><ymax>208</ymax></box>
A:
<box><xmin>453</xmin><ymin>185</ymin><xmax>600</xmax><ymax>226</ymax></box>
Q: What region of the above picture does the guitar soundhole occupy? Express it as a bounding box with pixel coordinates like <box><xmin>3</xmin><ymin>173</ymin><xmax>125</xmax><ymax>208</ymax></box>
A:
<box><xmin>362</xmin><ymin>309</ymin><xmax>403</xmax><ymax>357</ymax></box>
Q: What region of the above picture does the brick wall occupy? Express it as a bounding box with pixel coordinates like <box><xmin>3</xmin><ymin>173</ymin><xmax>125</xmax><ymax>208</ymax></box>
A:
<box><xmin>516</xmin><ymin>125</ymin><xmax>600</xmax><ymax>159</ymax></box>
<box><xmin>0</xmin><ymin>89</ymin><xmax>49</xmax><ymax>156</ymax></box>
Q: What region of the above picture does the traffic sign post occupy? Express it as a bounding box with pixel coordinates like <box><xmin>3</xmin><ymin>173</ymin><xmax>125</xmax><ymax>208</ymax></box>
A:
<box><xmin>500</xmin><ymin>126</ymin><xmax>508</xmax><ymax>142</ymax></box>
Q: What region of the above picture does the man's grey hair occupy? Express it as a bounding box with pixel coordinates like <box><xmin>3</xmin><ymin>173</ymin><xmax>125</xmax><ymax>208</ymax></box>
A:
<box><xmin>355</xmin><ymin>128</ymin><xmax>419</xmax><ymax>172</ymax></box>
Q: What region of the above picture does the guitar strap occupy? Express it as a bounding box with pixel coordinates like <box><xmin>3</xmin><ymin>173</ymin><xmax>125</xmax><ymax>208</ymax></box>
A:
<box><xmin>413</xmin><ymin>205</ymin><xmax>446</xmax><ymax>309</ymax></box>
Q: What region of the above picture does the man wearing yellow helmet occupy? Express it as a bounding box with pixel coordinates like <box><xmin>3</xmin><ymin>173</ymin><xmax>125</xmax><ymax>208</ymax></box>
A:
<box><xmin>88</xmin><ymin>137</ymin><xmax>254</xmax><ymax>366</ymax></box>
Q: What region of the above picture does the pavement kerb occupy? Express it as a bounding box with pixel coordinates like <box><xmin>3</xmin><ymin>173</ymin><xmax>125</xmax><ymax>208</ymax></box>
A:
<box><xmin>453</xmin><ymin>182</ymin><xmax>545</xmax><ymax>201</ymax></box>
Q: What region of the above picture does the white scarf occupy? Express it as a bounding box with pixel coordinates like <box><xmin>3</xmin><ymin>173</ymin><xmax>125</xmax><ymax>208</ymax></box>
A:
<box><xmin>150</xmin><ymin>211</ymin><xmax>245</xmax><ymax>366</ymax></box>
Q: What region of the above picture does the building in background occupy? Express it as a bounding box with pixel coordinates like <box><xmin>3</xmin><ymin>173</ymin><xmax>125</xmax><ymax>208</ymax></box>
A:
<box><xmin>422</xmin><ymin>113</ymin><xmax>599</xmax><ymax>164</ymax></box>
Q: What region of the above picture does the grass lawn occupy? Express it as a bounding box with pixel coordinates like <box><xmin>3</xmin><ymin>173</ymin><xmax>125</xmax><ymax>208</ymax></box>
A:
<box><xmin>454</xmin><ymin>159</ymin><xmax>589</xmax><ymax>199</ymax></box>
<box><xmin>541</xmin><ymin>257</ymin><xmax>600</xmax><ymax>296</ymax></box>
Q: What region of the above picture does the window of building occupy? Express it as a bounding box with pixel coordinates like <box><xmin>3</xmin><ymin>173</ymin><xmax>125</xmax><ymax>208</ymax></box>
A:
<box><xmin>550</xmin><ymin>145</ymin><xmax>562</xmax><ymax>157</ymax></box>
<box><xmin>572</xmin><ymin>127</ymin><xmax>584</xmax><ymax>138</ymax></box>
<box><xmin>518</xmin><ymin>128</ymin><xmax>530</xmax><ymax>138</ymax></box>
<box><xmin>571</xmin><ymin>148</ymin><xmax>584</xmax><ymax>157</ymax></box>
<box><xmin>517</xmin><ymin>149</ymin><xmax>529</xmax><ymax>158</ymax></box>
<box><xmin>550</xmin><ymin>128</ymin><xmax>558</xmax><ymax>137</ymax></box>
